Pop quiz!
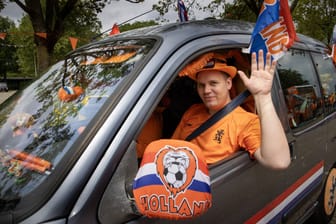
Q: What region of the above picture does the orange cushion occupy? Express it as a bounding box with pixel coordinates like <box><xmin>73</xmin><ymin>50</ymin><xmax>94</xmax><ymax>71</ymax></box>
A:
<box><xmin>133</xmin><ymin>139</ymin><xmax>212</xmax><ymax>220</ymax></box>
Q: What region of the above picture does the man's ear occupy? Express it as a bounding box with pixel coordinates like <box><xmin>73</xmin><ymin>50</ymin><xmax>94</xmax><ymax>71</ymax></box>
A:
<box><xmin>226</xmin><ymin>76</ymin><xmax>233</xmax><ymax>90</ymax></box>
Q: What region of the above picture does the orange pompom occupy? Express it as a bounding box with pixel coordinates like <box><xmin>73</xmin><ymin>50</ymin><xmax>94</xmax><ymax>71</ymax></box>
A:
<box><xmin>58</xmin><ymin>86</ymin><xmax>84</xmax><ymax>102</ymax></box>
<box><xmin>178</xmin><ymin>52</ymin><xmax>214</xmax><ymax>79</ymax></box>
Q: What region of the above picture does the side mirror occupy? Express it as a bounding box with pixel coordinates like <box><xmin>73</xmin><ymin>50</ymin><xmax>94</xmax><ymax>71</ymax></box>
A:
<box><xmin>133</xmin><ymin>139</ymin><xmax>212</xmax><ymax>220</ymax></box>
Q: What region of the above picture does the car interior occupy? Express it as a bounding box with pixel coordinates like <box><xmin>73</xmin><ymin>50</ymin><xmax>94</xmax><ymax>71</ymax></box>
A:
<box><xmin>135</xmin><ymin>48</ymin><xmax>256</xmax><ymax>164</ymax></box>
<box><xmin>101</xmin><ymin>48</ymin><xmax>260</xmax><ymax>223</ymax></box>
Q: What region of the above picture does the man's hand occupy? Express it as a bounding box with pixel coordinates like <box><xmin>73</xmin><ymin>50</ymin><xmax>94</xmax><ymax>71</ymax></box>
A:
<box><xmin>237</xmin><ymin>49</ymin><xmax>290</xmax><ymax>169</ymax></box>
<box><xmin>237</xmin><ymin>50</ymin><xmax>277</xmax><ymax>97</ymax></box>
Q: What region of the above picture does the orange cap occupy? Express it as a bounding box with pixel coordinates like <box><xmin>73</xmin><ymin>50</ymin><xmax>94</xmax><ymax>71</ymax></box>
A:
<box><xmin>192</xmin><ymin>60</ymin><xmax>237</xmax><ymax>80</ymax></box>
<box><xmin>179</xmin><ymin>53</ymin><xmax>237</xmax><ymax>80</ymax></box>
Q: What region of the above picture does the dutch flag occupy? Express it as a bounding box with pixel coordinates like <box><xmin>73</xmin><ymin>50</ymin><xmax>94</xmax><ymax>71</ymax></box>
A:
<box><xmin>248</xmin><ymin>0</ymin><xmax>297</xmax><ymax>61</ymax></box>
<box><xmin>178</xmin><ymin>0</ymin><xmax>189</xmax><ymax>22</ymax></box>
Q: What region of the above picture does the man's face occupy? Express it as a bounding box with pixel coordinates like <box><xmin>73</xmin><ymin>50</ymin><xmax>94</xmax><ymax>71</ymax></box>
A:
<box><xmin>197</xmin><ymin>70</ymin><xmax>232</xmax><ymax>115</ymax></box>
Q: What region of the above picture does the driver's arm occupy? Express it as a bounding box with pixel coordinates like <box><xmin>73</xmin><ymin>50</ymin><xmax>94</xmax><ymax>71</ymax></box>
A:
<box><xmin>238</xmin><ymin>50</ymin><xmax>291</xmax><ymax>169</ymax></box>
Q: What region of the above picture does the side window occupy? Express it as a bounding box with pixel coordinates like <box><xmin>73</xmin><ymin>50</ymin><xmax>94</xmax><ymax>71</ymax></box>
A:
<box><xmin>278</xmin><ymin>49</ymin><xmax>323</xmax><ymax>129</ymax></box>
<box><xmin>135</xmin><ymin>48</ymin><xmax>253</xmax><ymax>163</ymax></box>
<box><xmin>311</xmin><ymin>52</ymin><xmax>336</xmax><ymax>114</ymax></box>
<box><xmin>98</xmin><ymin>48</ymin><xmax>256</xmax><ymax>223</ymax></box>
<box><xmin>135</xmin><ymin>76</ymin><xmax>200</xmax><ymax>162</ymax></box>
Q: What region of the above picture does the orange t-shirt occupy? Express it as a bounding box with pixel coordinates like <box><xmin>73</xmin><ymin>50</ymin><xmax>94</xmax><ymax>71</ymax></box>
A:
<box><xmin>136</xmin><ymin>109</ymin><xmax>163</xmax><ymax>158</ymax></box>
<box><xmin>172</xmin><ymin>104</ymin><xmax>260</xmax><ymax>164</ymax></box>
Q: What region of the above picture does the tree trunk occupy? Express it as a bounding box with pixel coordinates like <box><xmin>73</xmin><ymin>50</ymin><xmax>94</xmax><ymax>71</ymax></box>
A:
<box><xmin>36</xmin><ymin>45</ymin><xmax>51</xmax><ymax>74</ymax></box>
<box><xmin>13</xmin><ymin>0</ymin><xmax>105</xmax><ymax>76</ymax></box>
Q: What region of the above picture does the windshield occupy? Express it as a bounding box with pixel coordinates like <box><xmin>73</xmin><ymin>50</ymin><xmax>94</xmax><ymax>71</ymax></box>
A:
<box><xmin>0</xmin><ymin>39</ymin><xmax>155</xmax><ymax>209</ymax></box>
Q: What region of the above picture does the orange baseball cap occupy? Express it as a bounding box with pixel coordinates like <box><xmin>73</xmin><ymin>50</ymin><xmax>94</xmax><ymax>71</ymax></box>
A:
<box><xmin>179</xmin><ymin>53</ymin><xmax>237</xmax><ymax>80</ymax></box>
<box><xmin>194</xmin><ymin>59</ymin><xmax>237</xmax><ymax>80</ymax></box>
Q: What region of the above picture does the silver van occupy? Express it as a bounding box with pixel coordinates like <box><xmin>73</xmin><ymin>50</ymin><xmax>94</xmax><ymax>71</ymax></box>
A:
<box><xmin>0</xmin><ymin>19</ymin><xmax>335</xmax><ymax>224</ymax></box>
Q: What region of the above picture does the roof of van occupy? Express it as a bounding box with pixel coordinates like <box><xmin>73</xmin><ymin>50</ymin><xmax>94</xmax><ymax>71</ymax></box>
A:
<box><xmin>95</xmin><ymin>19</ymin><xmax>255</xmax><ymax>43</ymax></box>
<box><xmin>87</xmin><ymin>19</ymin><xmax>327</xmax><ymax>52</ymax></box>
<box><xmin>296</xmin><ymin>33</ymin><xmax>327</xmax><ymax>49</ymax></box>
<box><xmin>120</xmin><ymin>19</ymin><xmax>255</xmax><ymax>36</ymax></box>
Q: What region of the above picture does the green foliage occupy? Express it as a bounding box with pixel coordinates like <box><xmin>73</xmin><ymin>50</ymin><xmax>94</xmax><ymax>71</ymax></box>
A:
<box><xmin>153</xmin><ymin>0</ymin><xmax>261</xmax><ymax>22</ymax></box>
<box><xmin>65</xmin><ymin>2</ymin><xmax>103</xmax><ymax>34</ymax></box>
<box><xmin>53</xmin><ymin>4</ymin><xmax>103</xmax><ymax>62</ymax></box>
<box><xmin>2</xmin><ymin>0</ymin><xmax>336</xmax><ymax>79</ymax></box>
<box><xmin>120</xmin><ymin>21</ymin><xmax>158</xmax><ymax>32</ymax></box>
<box><xmin>153</xmin><ymin>0</ymin><xmax>176</xmax><ymax>16</ymax></box>
<box><xmin>292</xmin><ymin>0</ymin><xmax>336</xmax><ymax>45</ymax></box>
<box><xmin>152</xmin><ymin>0</ymin><xmax>335</xmax><ymax>45</ymax></box>
<box><xmin>1</xmin><ymin>0</ymin><xmax>106</xmax><ymax>77</ymax></box>
<box><xmin>0</xmin><ymin>16</ymin><xmax>19</xmax><ymax>77</ymax></box>
<box><xmin>278</xmin><ymin>68</ymin><xmax>308</xmax><ymax>90</ymax></box>
<box><xmin>9</xmin><ymin>16</ymin><xmax>36</xmax><ymax>76</ymax></box>
<box><xmin>4</xmin><ymin>0</ymin><xmax>109</xmax><ymax>75</ymax></box>
<box><xmin>7</xmin><ymin>10</ymin><xmax>101</xmax><ymax>77</ymax></box>
<box><xmin>153</xmin><ymin>0</ymin><xmax>204</xmax><ymax>21</ymax></box>
<box><xmin>220</xmin><ymin>1</ymin><xmax>257</xmax><ymax>22</ymax></box>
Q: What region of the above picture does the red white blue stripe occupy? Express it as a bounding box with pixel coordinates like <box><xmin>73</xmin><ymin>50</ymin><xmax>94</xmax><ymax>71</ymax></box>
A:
<box><xmin>245</xmin><ymin>161</ymin><xmax>324</xmax><ymax>224</ymax></box>
<box><xmin>133</xmin><ymin>154</ymin><xmax>211</xmax><ymax>193</ymax></box>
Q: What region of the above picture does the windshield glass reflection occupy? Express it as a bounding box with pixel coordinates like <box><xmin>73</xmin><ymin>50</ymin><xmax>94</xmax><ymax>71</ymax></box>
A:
<box><xmin>0</xmin><ymin>39</ymin><xmax>155</xmax><ymax>207</ymax></box>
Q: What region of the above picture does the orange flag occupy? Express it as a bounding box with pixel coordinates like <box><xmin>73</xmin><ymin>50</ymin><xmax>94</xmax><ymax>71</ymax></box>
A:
<box><xmin>0</xmin><ymin>33</ymin><xmax>6</xmax><ymax>40</ymax></box>
<box><xmin>109</xmin><ymin>23</ymin><xmax>120</xmax><ymax>36</ymax></box>
<box><xmin>69</xmin><ymin>37</ymin><xmax>78</xmax><ymax>50</ymax></box>
<box><xmin>35</xmin><ymin>32</ymin><xmax>47</xmax><ymax>39</ymax></box>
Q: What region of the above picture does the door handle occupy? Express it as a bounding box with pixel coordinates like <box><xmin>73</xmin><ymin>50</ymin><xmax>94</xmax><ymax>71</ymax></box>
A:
<box><xmin>289</xmin><ymin>141</ymin><xmax>296</xmax><ymax>161</ymax></box>
<box><xmin>331</xmin><ymin>136</ymin><xmax>336</xmax><ymax>143</ymax></box>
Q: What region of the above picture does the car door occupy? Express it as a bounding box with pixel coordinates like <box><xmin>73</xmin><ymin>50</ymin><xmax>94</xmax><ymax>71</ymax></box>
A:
<box><xmin>275</xmin><ymin>46</ymin><xmax>328</xmax><ymax>223</ymax></box>
<box><xmin>309</xmin><ymin>50</ymin><xmax>336</xmax><ymax>222</ymax></box>
<box><xmin>91</xmin><ymin>34</ymin><xmax>295</xmax><ymax>224</ymax></box>
<box><xmin>67</xmin><ymin>34</ymin><xmax>307</xmax><ymax>224</ymax></box>
<box><xmin>311</xmin><ymin>50</ymin><xmax>336</xmax><ymax>169</ymax></box>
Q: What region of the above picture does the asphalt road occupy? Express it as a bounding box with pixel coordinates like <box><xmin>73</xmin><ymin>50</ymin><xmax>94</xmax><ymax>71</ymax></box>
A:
<box><xmin>0</xmin><ymin>90</ymin><xmax>16</xmax><ymax>104</ymax></box>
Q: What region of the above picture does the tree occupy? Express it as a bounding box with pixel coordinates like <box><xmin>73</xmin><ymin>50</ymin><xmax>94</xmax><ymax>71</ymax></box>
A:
<box><xmin>119</xmin><ymin>20</ymin><xmax>158</xmax><ymax>32</ymax></box>
<box><xmin>292</xmin><ymin>0</ymin><xmax>336</xmax><ymax>45</ymax></box>
<box><xmin>0</xmin><ymin>16</ymin><xmax>19</xmax><ymax>79</ymax></box>
<box><xmin>9</xmin><ymin>10</ymin><xmax>103</xmax><ymax>77</ymax></box>
<box><xmin>9</xmin><ymin>16</ymin><xmax>36</xmax><ymax>76</ymax></box>
<box><xmin>238</xmin><ymin>0</ymin><xmax>298</xmax><ymax>17</ymax></box>
<box><xmin>153</xmin><ymin>0</ymin><xmax>299</xmax><ymax>22</ymax></box>
<box><xmin>216</xmin><ymin>0</ymin><xmax>259</xmax><ymax>21</ymax></box>
<box><xmin>2</xmin><ymin>0</ymin><xmax>109</xmax><ymax>75</ymax></box>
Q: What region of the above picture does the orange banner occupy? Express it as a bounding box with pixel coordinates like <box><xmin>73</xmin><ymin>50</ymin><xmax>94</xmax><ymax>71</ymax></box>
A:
<box><xmin>35</xmin><ymin>32</ymin><xmax>47</xmax><ymax>39</ymax></box>
<box><xmin>109</xmin><ymin>23</ymin><xmax>120</xmax><ymax>36</ymax></box>
<box><xmin>69</xmin><ymin>37</ymin><xmax>78</xmax><ymax>50</ymax></box>
<box><xmin>0</xmin><ymin>32</ymin><xmax>7</xmax><ymax>40</ymax></box>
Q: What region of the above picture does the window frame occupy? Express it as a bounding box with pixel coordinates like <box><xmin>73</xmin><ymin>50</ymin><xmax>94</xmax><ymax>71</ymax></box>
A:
<box><xmin>97</xmin><ymin>35</ymin><xmax>287</xmax><ymax>223</ymax></box>
<box><xmin>277</xmin><ymin>46</ymin><xmax>324</xmax><ymax>132</ymax></box>
<box><xmin>311</xmin><ymin>51</ymin><xmax>336</xmax><ymax>115</ymax></box>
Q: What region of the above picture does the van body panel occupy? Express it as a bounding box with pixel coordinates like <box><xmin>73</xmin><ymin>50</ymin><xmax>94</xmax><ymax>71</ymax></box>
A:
<box><xmin>0</xmin><ymin>19</ymin><xmax>335</xmax><ymax>224</ymax></box>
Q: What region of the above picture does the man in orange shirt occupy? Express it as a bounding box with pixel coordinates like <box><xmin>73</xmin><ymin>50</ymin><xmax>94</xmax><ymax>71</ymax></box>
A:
<box><xmin>173</xmin><ymin>50</ymin><xmax>290</xmax><ymax>169</ymax></box>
